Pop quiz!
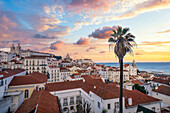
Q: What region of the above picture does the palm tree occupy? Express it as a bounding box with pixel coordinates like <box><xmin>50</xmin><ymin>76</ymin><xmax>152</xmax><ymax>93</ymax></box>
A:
<box><xmin>108</xmin><ymin>26</ymin><xmax>136</xmax><ymax>113</ymax></box>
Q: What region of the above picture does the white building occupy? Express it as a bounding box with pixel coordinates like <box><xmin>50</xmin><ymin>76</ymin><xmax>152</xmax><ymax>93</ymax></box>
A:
<box><xmin>0</xmin><ymin>51</ymin><xmax>13</xmax><ymax>62</ymax></box>
<box><xmin>124</xmin><ymin>60</ymin><xmax>137</xmax><ymax>76</ymax></box>
<box><xmin>99</xmin><ymin>69</ymin><xmax>108</xmax><ymax>80</ymax></box>
<box><xmin>47</xmin><ymin>66</ymin><xmax>71</xmax><ymax>83</ymax></box>
<box><xmin>0</xmin><ymin>68</ymin><xmax>26</xmax><ymax>98</ymax></box>
<box><xmin>108</xmin><ymin>69</ymin><xmax>129</xmax><ymax>82</ymax></box>
<box><xmin>61</xmin><ymin>61</ymin><xmax>72</xmax><ymax>67</ymax></box>
<box><xmin>151</xmin><ymin>78</ymin><xmax>170</xmax><ymax>88</ymax></box>
<box><xmin>24</xmin><ymin>56</ymin><xmax>49</xmax><ymax>74</ymax></box>
<box><xmin>152</xmin><ymin>85</ymin><xmax>170</xmax><ymax>108</ymax></box>
<box><xmin>0</xmin><ymin>59</ymin><xmax>24</xmax><ymax>70</ymax></box>
<box><xmin>45</xmin><ymin>76</ymin><xmax>161</xmax><ymax>113</ymax></box>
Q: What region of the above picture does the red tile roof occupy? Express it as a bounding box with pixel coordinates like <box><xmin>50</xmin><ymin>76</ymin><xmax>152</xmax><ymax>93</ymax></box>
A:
<box><xmin>16</xmin><ymin>90</ymin><xmax>61</xmax><ymax>113</ymax></box>
<box><xmin>153</xmin><ymin>85</ymin><xmax>170</xmax><ymax>96</ymax></box>
<box><xmin>9</xmin><ymin>72</ymin><xmax>47</xmax><ymax>86</ymax></box>
<box><xmin>61</xmin><ymin>61</ymin><xmax>71</xmax><ymax>63</ymax></box>
<box><xmin>124</xmin><ymin>64</ymin><xmax>130</xmax><ymax>67</ymax></box>
<box><xmin>45</xmin><ymin>75</ymin><xmax>160</xmax><ymax>106</ymax></box>
<box><xmin>131</xmin><ymin>80</ymin><xmax>144</xmax><ymax>85</ymax></box>
<box><xmin>60</xmin><ymin>67</ymin><xmax>70</xmax><ymax>72</ymax></box>
<box><xmin>152</xmin><ymin>78</ymin><xmax>170</xmax><ymax>86</ymax></box>
<box><xmin>0</xmin><ymin>68</ymin><xmax>26</xmax><ymax>79</ymax></box>
<box><xmin>124</xmin><ymin>90</ymin><xmax>161</xmax><ymax>107</ymax></box>
<box><xmin>25</xmin><ymin>56</ymin><xmax>49</xmax><ymax>59</ymax></box>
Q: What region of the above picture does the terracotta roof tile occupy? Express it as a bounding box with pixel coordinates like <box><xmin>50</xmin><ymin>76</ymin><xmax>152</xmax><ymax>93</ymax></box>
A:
<box><xmin>153</xmin><ymin>85</ymin><xmax>170</xmax><ymax>96</ymax></box>
<box><xmin>16</xmin><ymin>90</ymin><xmax>61</xmax><ymax>113</ymax></box>
<box><xmin>45</xmin><ymin>75</ymin><xmax>161</xmax><ymax>106</ymax></box>
<box><xmin>131</xmin><ymin>80</ymin><xmax>144</xmax><ymax>85</ymax></box>
<box><xmin>152</xmin><ymin>78</ymin><xmax>170</xmax><ymax>86</ymax></box>
<box><xmin>124</xmin><ymin>64</ymin><xmax>130</xmax><ymax>67</ymax></box>
<box><xmin>0</xmin><ymin>68</ymin><xmax>25</xmax><ymax>79</ymax></box>
<box><xmin>9</xmin><ymin>72</ymin><xmax>47</xmax><ymax>86</ymax></box>
<box><xmin>124</xmin><ymin>90</ymin><xmax>161</xmax><ymax>107</ymax></box>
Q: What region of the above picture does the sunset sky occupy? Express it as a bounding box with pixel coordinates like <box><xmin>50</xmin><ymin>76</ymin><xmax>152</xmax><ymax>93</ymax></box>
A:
<box><xmin>0</xmin><ymin>0</ymin><xmax>170</xmax><ymax>62</ymax></box>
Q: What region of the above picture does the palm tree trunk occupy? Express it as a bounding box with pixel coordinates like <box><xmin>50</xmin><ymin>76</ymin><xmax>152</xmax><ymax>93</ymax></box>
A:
<box><xmin>119</xmin><ymin>58</ymin><xmax>123</xmax><ymax>113</ymax></box>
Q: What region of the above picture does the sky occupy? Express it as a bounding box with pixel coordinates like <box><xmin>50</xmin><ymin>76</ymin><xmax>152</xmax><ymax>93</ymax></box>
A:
<box><xmin>0</xmin><ymin>0</ymin><xmax>170</xmax><ymax>62</ymax></box>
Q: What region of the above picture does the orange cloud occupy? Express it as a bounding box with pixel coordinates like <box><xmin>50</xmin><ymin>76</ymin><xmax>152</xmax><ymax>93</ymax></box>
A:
<box><xmin>50</xmin><ymin>41</ymin><xmax>65</xmax><ymax>50</ymax></box>
<box><xmin>141</xmin><ymin>41</ymin><xmax>170</xmax><ymax>45</ymax></box>
<box><xmin>75</xmin><ymin>38</ymin><xmax>90</xmax><ymax>45</ymax></box>
<box><xmin>117</xmin><ymin>0</ymin><xmax>170</xmax><ymax>20</ymax></box>
<box><xmin>156</xmin><ymin>29</ymin><xmax>170</xmax><ymax>34</ymax></box>
<box><xmin>89</xmin><ymin>26</ymin><xmax>117</xmax><ymax>39</ymax></box>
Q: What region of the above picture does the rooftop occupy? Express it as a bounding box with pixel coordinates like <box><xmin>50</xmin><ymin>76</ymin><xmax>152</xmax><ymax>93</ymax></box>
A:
<box><xmin>0</xmin><ymin>68</ymin><xmax>25</xmax><ymax>79</ymax></box>
<box><xmin>152</xmin><ymin>78</ymin><xmax>170</xmax><ymax>86</ymax></box>
<box><xmin>131</xmin><ymin>80</ymin><xmax>144</xmax><ymax>85</ymax></box>
<box><xmin>153</xmin><ymin>85</ymin><xmax>170</xmax><ymax>96</ymax></box>
<box><xmin>9</xmin><ymin>72</ymin><xmax>47</xmax><ymax>86</ymax></box>
<box><xmin>45</xmin><ymin>75</ymin><xmax>161</xmax><ymax>107</ymax></box>
<box><xmin>16</xmin><ymin>90</ymin><xmax>60</xmax><ymax>113</ymax></box>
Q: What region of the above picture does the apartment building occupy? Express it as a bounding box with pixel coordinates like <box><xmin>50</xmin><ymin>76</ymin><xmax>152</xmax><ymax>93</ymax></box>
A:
<box><xmin>24</xmin><ymin>56</ymin><xmax>49</xmax><ymax>74</ymax></box>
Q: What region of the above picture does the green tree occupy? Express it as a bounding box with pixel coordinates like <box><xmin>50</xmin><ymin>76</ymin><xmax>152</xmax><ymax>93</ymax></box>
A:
<box><xmin>108</xmin><ymin>26</ymin><xmax>136</xmax><ymax>113</ymax></box>
<box><xmin>133</xmin><ymin>84</ymin><xmax>148</xmax><ymax>94</ymax></box>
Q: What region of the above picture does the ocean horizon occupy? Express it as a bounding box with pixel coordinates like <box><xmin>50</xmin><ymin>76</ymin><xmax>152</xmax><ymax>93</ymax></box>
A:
<box><xmin>97</xmin><ymin>62</ymin><xmax>170</xmax><ymax>74</ymax></box>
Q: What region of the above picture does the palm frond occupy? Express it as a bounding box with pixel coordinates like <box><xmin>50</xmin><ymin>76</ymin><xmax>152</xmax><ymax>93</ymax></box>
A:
<box><xmin>126</xmin><ymin>33</ymin><xmax>135</xmax><ymax>38</ymax></box>
<box><xmin>117</xmin><ymin>26</ymin><xmax>122</xmax><ymax>37</ymax></box>
<box><xmin>108</xmin><ymin>38</ymin><xmax>117</xmax><ymax>42</ymax></box>
<box><xmin>122</xmin><ymin>28</ymin><xmax>129</xmax><ymax>36</ymax></box>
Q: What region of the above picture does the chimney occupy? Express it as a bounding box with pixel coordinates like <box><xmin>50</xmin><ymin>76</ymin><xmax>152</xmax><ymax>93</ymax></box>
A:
<box><xmin>128</xmin><ymin>98</ymin><xmax>132</xmax><ymax>105</ymax></box>
<box><xmin>94</xmin><ymin>86</ymin><xmax>96</xmax><ymax>89</ymax></box>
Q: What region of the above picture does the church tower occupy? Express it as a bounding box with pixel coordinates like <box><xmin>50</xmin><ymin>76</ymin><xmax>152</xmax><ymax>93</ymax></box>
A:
<box><xmin>64</xmin><ymin>53</ymin><xmax>72</xmax><ymax>61</ymax></box>
<box><xmin>10</xmin><ymin>44</ymin><xmax>15</xmax><ymax>53</ymax></box>
<box><xmin>132</xmin><ymin>60</ymin><xmax>137</xmax><ymax>68</ymax></box>
<box><xmin>16</xmin><ymin>43</ymin><xmax>21</xmax><ymax>54</ymax></box>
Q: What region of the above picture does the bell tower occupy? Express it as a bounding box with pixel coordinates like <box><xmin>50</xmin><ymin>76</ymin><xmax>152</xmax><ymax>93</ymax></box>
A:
<box><xmin>10</xmin><ymin>44</ymin><xmax>15</xmax><ymax>53</ymax></box>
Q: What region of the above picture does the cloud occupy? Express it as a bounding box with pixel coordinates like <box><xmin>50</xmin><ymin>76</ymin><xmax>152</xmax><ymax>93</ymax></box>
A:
<box><xmin>100</xmin><ymin>51</ymin><xmax>105</xmax><ymax>53</ymax></box>
<box><xmin>32</xmin><ymin>34</ymin><xmax>57</xmax><ymax>39</ymax></box>
<box><xmin>86</xmin><ymin>47</ymin><xmax>96</xmax><ymax>52</ymax></box>
<box><xmin>66</xmin><ymin>0</ymin><xmax>114</xmax><ymax>13</ymax></box>
<box><xmin>141</xmin><ymin>41</ymin><xmax>170</xmax><ymax>46</ymax></box>
<box><xmin>135</xmin><ymin>52</ymin><xmax>143</xmax><ymax>55</ymax></box>
<box><xmin>89</xmin><ymin>26</ymin><xmax>117</xmax><ymax>39</ymax></box>
<box><xmin>75</xmin><ymin>38</ymin><xmax>90</xmax><ymax>45</ymax></box>
<box><xmin>50</xmin><ymin>41</ymin><xmax>65</xmax><ymax>50</ymax></box>
<box><xmin>156</xmin><ymin>29</ymin><xmax>170</xmax><ymax>34</ymax></box>
<box><xmin>117</xmin><ymin>0</ymin><xmax>170</xmax><ymax>20</ymax></box>
<box><xmin>65</xmin><ymin>39</ymin><xmax>70</xmax><ymax>41</ymax></box>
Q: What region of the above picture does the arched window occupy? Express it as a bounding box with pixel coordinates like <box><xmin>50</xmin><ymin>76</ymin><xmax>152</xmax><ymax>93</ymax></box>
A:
<box><xmin>25</xmin><ymin>89</ymin><xmax>29</xmax><ymax>98</ymax></box>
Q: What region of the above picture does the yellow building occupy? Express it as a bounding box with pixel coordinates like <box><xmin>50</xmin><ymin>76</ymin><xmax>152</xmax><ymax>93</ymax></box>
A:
<box><xmin>7</xmin><ymin>72</ymin><xmax>47</xmax><ymax>100</ymax></box>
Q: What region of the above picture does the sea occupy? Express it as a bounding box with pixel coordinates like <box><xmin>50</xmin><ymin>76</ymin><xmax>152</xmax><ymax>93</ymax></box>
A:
<box><xmin>97</xmin><ymin>62</ymin><xmax>170</xmax><ymax>74</ymax></box>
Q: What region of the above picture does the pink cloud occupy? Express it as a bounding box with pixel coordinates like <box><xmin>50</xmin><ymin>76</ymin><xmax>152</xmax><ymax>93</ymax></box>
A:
<box><xmin>75</xmin><ymin>38</ymin><xmax>90</xmax><ymax>45</ymax></box>
<box><xmin>86</xmin><ymin>47</ymin><xmax>96</xmax><ymax>52</ymax></box>
<box><xmin>135</xmin><ymin>52</ymin><xmax>143</xmax><ymax>55</ymax></box>
<box><xmin>50</xmin><ymin>40</ymin><xmax>65</xmax><ymax>50</ymax></box>
<box><xmin>117</xmin><ymin>0</ymin><xmax>170</xmax><ymax>20</ymax></box>
<box><xmin>66</xmin><ymin>0</ymin><xmax>114</xmax><ymax>13</ymax></box>
<box><xmin>89</xmin><ymin>26</ymin><xmax>118</xmax><ymax>39</ymax></box>
<box><xmin>100</xmin><ymin>51</ymin><xmax>105</xmax><ymax>53</ymax></box>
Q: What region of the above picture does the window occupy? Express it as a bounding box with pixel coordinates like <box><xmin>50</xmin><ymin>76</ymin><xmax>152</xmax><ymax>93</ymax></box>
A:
<box><xmin>0</xmin><ymin>80</ymin><xmax>3</xmax><ymax>86</ymax></box>
<box><xmin>152</xmin><ymin>107</ymin><xmax>155</xmax><ymax>111</ymax></box>
<box><xmin>115</xmin><ymin>102</ymin><xmax>119</xmax><ymax>109</ymax></box>
<box><xmin>70</xmin><ymin>97</ymin><xmax>74</xmax><ymax>105</ymax></box>
<box><xmin>25</xmin><ymin>89</ymin><xmax>29</xmax><ymax>98</ymax></box>
<box><xmin>108</xmin><ymin>104</ymin><xmax>111</xmax><ymax>109</ymax></box>
<box><xmin>5</xmin><ymin>80</ymin><xmax>7</xmax><ymax>85</ymax></box>
<box><xmin>98</xmin><ymin>102</ymin><xmax>100</xmax><ymax>109</ymax></box>
<box><xmin>76</xmin><ymin>96</ymin><xmax>82</xmax><ymax>104</ymax></box>
<box><xmin>63</xmin><ymin>98</ymin><xmax>68</xmax><ymax>106</ymax></box>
